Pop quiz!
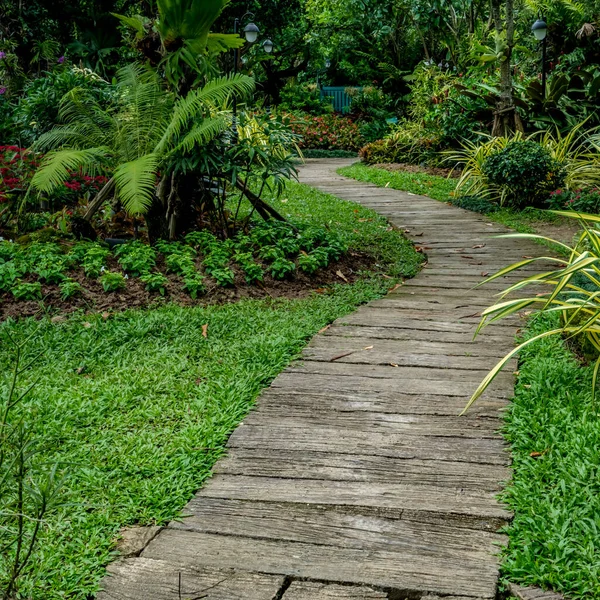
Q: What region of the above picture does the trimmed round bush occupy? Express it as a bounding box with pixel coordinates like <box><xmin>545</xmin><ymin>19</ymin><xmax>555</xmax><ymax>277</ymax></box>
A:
<box><xmin>482</xmin><ymin>140</ymin><xmax>565</xmax><ymax>208</ymax></box>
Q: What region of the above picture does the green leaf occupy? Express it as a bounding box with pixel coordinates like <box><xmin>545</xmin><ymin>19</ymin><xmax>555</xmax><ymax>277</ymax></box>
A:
<box><xmin>114</xmin><ymin>154</ymin><xmax>159</xmax><ymax>215</ymax></box>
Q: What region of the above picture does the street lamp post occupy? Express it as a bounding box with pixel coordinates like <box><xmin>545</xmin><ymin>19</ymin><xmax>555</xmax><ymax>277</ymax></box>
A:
<box><xmin>232</xmin><ymin>14</ymin><xmax>259</xmax><ymax>141</ymax></box>
<box><xmin>532</xmin><ymin>17</ymin><xmax>548</xmax><ymax>100</ymax></box>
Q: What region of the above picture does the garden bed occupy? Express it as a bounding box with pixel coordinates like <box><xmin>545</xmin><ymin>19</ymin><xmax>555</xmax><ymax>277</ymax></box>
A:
<box><xmin>1</xmin><ymin>249</ymin><xmax>375</xmax><ymax>320</ymax></box>
<box><xmin>373</xmin><ymin>162</ymin><xmax>461</xmax><ymax>179</ymax></box>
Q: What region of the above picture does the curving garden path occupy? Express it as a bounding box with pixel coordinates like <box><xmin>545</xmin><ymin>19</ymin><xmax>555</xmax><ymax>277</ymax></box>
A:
<box><xmin>98</xmin><ymin>159</ymin><xmax>546</xmax><ymax>600</ymax></box>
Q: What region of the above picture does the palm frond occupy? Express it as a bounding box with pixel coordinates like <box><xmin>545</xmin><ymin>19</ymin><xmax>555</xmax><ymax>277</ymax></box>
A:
<box><xmin>114</xmin><ymin>153</ymin><xmax>159</xmax><ymax>215</ymax></box>
<box><xmin>30</xmin><ymin>148</ymin><xmax>111</xmax><ymax>192</ymax></box>
<box><xmin>173</xmin><ymin>116</ymin><xmax>228</xmax><ymax>154</ymax></box>
<box><xmin>156</xmin><ymin>75</ymin><xmax>254</xmax><ymax>153</ymax></box>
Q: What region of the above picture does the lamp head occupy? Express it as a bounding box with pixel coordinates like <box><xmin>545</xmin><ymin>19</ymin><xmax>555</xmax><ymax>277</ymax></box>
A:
<box><xmin>532</xmin><ymin>18</ymin><xmax>548</xmax><ymax>41</ymax></box>
<box><xmin>263</xmin><ymin>38</ymin><xmax>274</xmax><ymax>53</ymax></box>
<box><xmin>244</xmin><ymin>22</ymin><xmax>259</xmax><ymax>43</ymax></box>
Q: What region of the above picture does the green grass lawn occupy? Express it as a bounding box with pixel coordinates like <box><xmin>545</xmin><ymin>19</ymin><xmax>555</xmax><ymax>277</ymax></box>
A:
<box><xmin>501</xmin><ymin>313</ymin><xmax>600</xmax><ymax>599</ymax></box>
<box><xmin>338</xmin><ymin>162</ymin><xmax>562</xmax><ymax>236</ymax></box>
<box><xmin>0</xmin><ymin>179</ymin><xmax>421</xmax><ymax>599</ymax></box>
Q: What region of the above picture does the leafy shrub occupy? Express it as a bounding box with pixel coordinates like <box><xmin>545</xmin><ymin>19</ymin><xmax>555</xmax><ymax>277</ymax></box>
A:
<box><xmin>140</xmin><ymin>272</ymin><xmax>168</xmax><ymax>295</ymax></box>
<box><xmin>82</xmin><ymin>244</ymin><xmax>110</xmax><ymax>278</ymax></box>
<box><xmin>12</xmin><ymin>67</ymin><xmax>115</xmax><ymax>145</ymax></box>
<box><xmin>298</xmin><ymin>253</ymin><xmax>320</xmax><ymax>274</ymax></box>
<box><xmin>99</xmin><ymin>271</ymin><xmax>126</xmax><ymax>292</ymax></box>
<box><xmin>450</xmin><ymin>125</ymin><xmax>600</xmax><ymax>208</ymax></box>
<box><xmin>12</xmin><ymin>282</ymin><xmax>42</xmax><ymax>300</ymax></box>
<box><xmin>235</xmin><ymin>252</ymin><xmax>264</xmax><ymax>283</ymax></box>
<box><xmin>0</xmin><ymin>262</ymin><xmax>25</xmax><ymax>292</ymax></box>
<box><xmin>547</xmin><ymin>188</ymin><xmax>600</xmax><ymax>213</ymax></box>
<box><xmin>482</xmin><ymin>140</ymin><xmax>565</xmax><ymax>209</ymax></box>
<box><xmin>165</xmin><ymin>253</ymin><xmax>195</xmax><ymax>275</ymax></box>
<box><xmin>115</xmin><ymin>241</ymin><xmax>156</xmax><ymax>276</ymax></box>
<box><xmin>184</xmin><ymin>231</ymin><xmax>218</xmax><ymax>253</ymax></box>
<box><xmin>182</xmin><ymin>272</ymin><xmax>205</xmax><ymax>298</ymax></box>
<box><xmin>288</xmin><ymin>112</ymin><xmax>366</xmax><ymax>151</ymax></box>
<box><xmin>279</xmin><ymin>82</ymin><xmax>333</xmax><ymax>115</ymax></box>
<box><xmin>203</xmin><ymin>248</ymin><xmax>231</xmax><ymax>276</ymax></box>
<box><xmin>359</xmin><ymin>121</ymin><xmax>443</xmax><ymax>166</ymax></box>
<box><xmin>310</xmin><ymin>247</ymin><xmax>330</xmax><ymax>268</ymax></box>
<box><xmin>258</xmin><ymin>245</ymin><xmax>285</xmax><ymax>263</ymax></box>
<box><xmin>210</xmin><ymin>267</ymin><xmax>235</xmax><ymax>287</ymax></box>
<box><xmin>34</xmin><ymin>258</ymin><xmax>66</xmax><ymax>283</ymax></box>
<box><xmin>270</xmin><ymin>257</ymin><xmax>296</xmax><ymax>280</ymax></box>
<box><xmin>59</xmin><ymin>279</ymin><xmax>83</xmax><ymax>300</ymax></box>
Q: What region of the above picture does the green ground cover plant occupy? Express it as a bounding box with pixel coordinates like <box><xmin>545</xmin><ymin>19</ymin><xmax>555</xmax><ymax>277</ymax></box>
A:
<box><xmin>0</xmin><ymin>179</ymin><xmax>421</xmax><ymax>598</ymax></box>
<box><xmin>501</xmin><ymin>312</ymin><xmax>600</xmax><ymax>599</ymax></box>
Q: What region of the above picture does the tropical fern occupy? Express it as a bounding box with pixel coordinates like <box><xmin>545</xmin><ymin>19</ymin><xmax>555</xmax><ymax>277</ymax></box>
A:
<box><xmin>30</xmin><ymin>65</ymin><xmax>255</xmax><ymax>216</ymax></box>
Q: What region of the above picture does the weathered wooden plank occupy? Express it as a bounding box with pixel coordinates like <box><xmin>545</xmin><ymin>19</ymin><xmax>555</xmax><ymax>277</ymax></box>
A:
<box><xmin>228</xmin><ymin>423</ymin><xmax>510</xmax><ymax>465</ymax></box>
<box><xmin>257</xmin><ymin>389</ymin><xmax>507</xmax><ymax>417</ymax></box>
<box><xmin>142</xmin><ymin>529</ymin><xmax>500</xmax><ymax>599</ymax></box>
<box><xmin>337</xmin><ymin>311</ymin><xmax>517</xmax><ymax>334</ymax></box>
<box><xmin>270</xmin><ymin>371</ymin><xmax>512</xmax><ymax>400</ymax></box>
<box><xmin>285</xmin><ymin>360</ymin><xmax>514</xmax><ymax>385</ymax></box>
<box><xmin>97</xmin><ymin>558</ymin><xmax>285</xmax><ymax>600</ymax></box>
<box><xmin>240</xmin><ymin>410</ymin><xmax>501</xmax><ymax>438</ymax></box>
<box><xmin>175</xmin><ymin>498</ymin><xmax>507</xmax><ymax>549</ymax></box>
<box><xmin>213</xmin><ymin>449</ymin><xmax>509</xmax><ymax>490</ymax></box>
<box><xmin>281</xmin><ymin>581</ymin><xmax>387</xmax><ymax>600</ymax></box>
<box><xmin>322</xmin><ymin>324</ymin><xmax>517</xmax><ymax>346</ymax></box>
<box><xmin>305</xmin><ymin>335</ymin><xmax>511</xmax><ymax>359</ymax></box>
<box><xmin>302</xmin><ymin>349</ymin><xmax>507</xmax><ymax>370</ymax></box>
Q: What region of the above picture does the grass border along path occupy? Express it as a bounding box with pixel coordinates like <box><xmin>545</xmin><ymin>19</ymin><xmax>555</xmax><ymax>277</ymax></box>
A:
<box><xmin>0</xmin><ymin>179</ymin><xmax>422</xmax><ymax>600</ymax></box>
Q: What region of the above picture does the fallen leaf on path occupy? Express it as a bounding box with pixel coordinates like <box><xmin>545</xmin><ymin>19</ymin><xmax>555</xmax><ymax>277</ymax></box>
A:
<box><xmin>404</xmin><ymin>229</ymin><xmax>411</xmax><ymax>233</ymax></box>
<box><xmin>472</xmin><ymin>244</ymin><xmax>486</xmax><ymax>249</ymax></box>
<box><xmin>414</xmin><ymin>232</ymin><xmax>424</xmax><ymax>237</ymax></box>
<box><xmin>363</xmin><ymin>345</ymin><xmax>374</xmax><ymax>350</ymax></box>
<box><xmin>201</xmin><ymin>324</ymin><xmax>208</xmax><ymax>338</ymax></box>
<box><xmin>481</xmin><ymin>272</ymin><xmax>489</xmax><ymax>277</ymax></box>
<box><xmin>318</xmin><ymin>325</ymin><xmax>331</xmax><ymax>334</ymax></box>
<box><xmin>336</xmin><ymin>270</ymin><xmax>349</xmax><ymax>282</ymax></box>
<box><xmin>381</xmin><ymin>274</ymin><xmax>393</xmax><ymax>280</ymax></box>
<box><xmin>389</xmin><ymin>363</ymin><xmax>399</xmax><ymax>367</ymax></box>
<box><xmin>389</xmin><ymin>283</ymin><xmax>402</xmax><ymax>292</ymax></box>
<box><xmin>330</xmin><ymin>351</ymin><xmax>354</xmax><ymax>362</ymax></box>
<box><xmin>523</xmin><ymin>256</ymin><xmax>534</xmax><ymax>259</ymax></box>
<box><xmin>461</xmin><ymin>255</ymin><xmax>474</xmax><ymax>259</ymax></box>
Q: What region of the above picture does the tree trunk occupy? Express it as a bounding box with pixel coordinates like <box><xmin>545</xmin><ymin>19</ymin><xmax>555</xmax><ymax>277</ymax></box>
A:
<box><xmin>83</xmin><ymin>177</ymin><xmax>116</xmax><ymax>221</ymax></box>
<box><xmin>491</xmin><ymin>0</ymin><xmax>523</xmax><ymax>136</ymax></box>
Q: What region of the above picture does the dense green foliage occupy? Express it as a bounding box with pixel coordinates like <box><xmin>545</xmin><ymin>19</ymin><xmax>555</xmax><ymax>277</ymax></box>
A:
<box><xmin>503</xmin><ymin>312</ymin><xmax>600</xmax><ymax>599</ymax></box>
<box><xmin>482</xmin><ymin>141</ymin><xmax>565</xmax><ymax>208</ymax></box>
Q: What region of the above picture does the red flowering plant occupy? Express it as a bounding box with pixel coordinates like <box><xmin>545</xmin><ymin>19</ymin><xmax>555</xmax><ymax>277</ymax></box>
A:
<box><xmin>286</xmin><ymin>112</ymin><xmax>366</xmax><ymax>152</ymax></box>
<box><xmin>547</xmin><ymin>188</ymin><xmax>600</xmax><ymax>214</ymax></box>
<box><xmin>52</xmin><ymin>172</ymin><xmax>109</xmax><ymax>206</ymax></box>
<box><xmin>0</xmin><ymin>145</ymin><xmax>38</xmax><ymax>205</ymax></box>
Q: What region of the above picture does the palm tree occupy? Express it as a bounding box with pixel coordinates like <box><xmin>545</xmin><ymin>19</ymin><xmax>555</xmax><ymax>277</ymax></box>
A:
<box><xmin>30</xmin><ymin>63</ymin><xmax>254</xmax><ymax>240</ymax></box>
<box><xmin>114</xmin><ymin>0</ymin><xmax>244</xmax><ymax>92</ymax></box>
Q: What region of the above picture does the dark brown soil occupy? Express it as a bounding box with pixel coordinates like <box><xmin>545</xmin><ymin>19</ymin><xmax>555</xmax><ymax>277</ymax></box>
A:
<box><xmin>374</xmin><ymin>163</ymin><xmax>461</xmax><ymax>179</ymax></box>
<box><xmin>0</xmin><ymin>252</ymin><xmax>377</xmax><ymax>321</ymax></box>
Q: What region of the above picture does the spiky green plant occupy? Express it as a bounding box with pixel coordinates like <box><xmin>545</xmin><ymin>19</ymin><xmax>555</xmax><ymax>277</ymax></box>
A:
<box><xmin>448</xmin><ymin>122</ymin><xmax>600</xmax><ymax>205</ymax></box>
<box><xmin>464</xmin><ymin>211</ymin><xmax>600</xmax><ymax>413</ymax></box>
<box><xmin>30</xmin><ymin>64</ymin><xmax>254</xmax><ymax>220</ymax></box>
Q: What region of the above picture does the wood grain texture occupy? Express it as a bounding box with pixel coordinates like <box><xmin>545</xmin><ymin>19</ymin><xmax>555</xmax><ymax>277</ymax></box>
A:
<box><xmin>282</xmin><ymin>581</ymin><xmax>387</xmax><ymax>599</ymax></box>
<box><xmin>96</xmin><ymin>558</ymin><xmax>285</xmax><ymax>600</ymax></box>
<box><xmin>95</xmin><ymin>159</ymin><xmax>547</xmax><ymax>599</ymax></box>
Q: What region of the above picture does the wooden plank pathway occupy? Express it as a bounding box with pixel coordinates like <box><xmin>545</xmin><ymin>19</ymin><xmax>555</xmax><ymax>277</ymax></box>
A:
<box><xmin>98</xmin><ymin>159</ymin><xmax>547</xmax><ymax>600</ymax></box>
